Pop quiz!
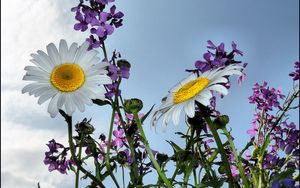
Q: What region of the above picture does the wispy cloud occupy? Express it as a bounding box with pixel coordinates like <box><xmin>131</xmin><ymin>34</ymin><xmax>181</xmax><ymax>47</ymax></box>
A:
<box><xmin>1</xmin><ymin>0</ymin><xmax>86</xmax><ymax>187</ymax></box>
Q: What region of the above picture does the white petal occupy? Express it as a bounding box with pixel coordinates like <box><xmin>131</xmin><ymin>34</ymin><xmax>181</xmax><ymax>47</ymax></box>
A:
<box><xmin>209</xmin><ymin>77</ymin><xmax>228</xmax><ymax>85</ymax></box>
<box><xmin>30</xmin><ymin>54</ymin><xmax>52</xmax><ymax>72</ymax></box>
<box><xmin>184</xmin><ymin>100</ymin><xmax>195</xmax><ymax>118</ymax></box>
<box><xmin>23</xmin><ymin>75</ymin><xmax>49</xmax><ymax>82</ymax></box>
<box><xmin>77</xmin><ymin>50</ymin><xmax>98</xmax><ymax>68</ymax></box>
<box><xmin>47</xmin><ymin>43</ymin><xmax>61</xmax><ymax>66</ymax></box>
<box><xmin>66</xmin><ymin>43</ymin><xmax>78</xmax><ymax>63</ymax></box>
<box><xmin>22</xmin><ymin>83</ymin><xmax>48</xmax><ymax>94</ymax></box>
<box><xmin>47</xmin><ymin>93</ymin><xmax>60</xmax><ymax>118</ymax></box>
<box><xmin>75</xmin><ymin>41</ymin><xmax>89</xmax><ymax>64</ymax></box>
<box><xmin>73</xmin><ymin>93</ymin><xmax>85</xmax><ymax>112</ymax></box>
<box><xmin>172</xmin><ymin>105</ymin><xmax>183</xmax><ymax>125</ymax></box>
<box><xmin>207</xmin><ymin>84</ymin><xmax>228</xmax><ymax>95</ymax></box>
<box><xmin>59</xmin><ymin>40</ymin><xmax>68</xmax><ymax>63</ymax></box>
<box><xmin>57</xmin><ymin>93</ymin><xmax>66</xmax><ymax>109</ymax></box>
<box><xmin>86</xmin><ymin>75</ymin><xmax>112</xmax><ymax>85</ymax></box>
<box><xmin>38</xmin><ymin>89</ymin><xmax>57</xmax><ymax>105</ymax></box>
<box><xmin>195</xmin><ymin>95</ymin><xmax>210</xmax><ymax>106</ymax></box>
<box><xmin>65</xmin><ymin>94</ymin><xmax>75</xmax><ymax>115</ymax></box>
<box><xmin>37</xmin><ymin>50</ymin><xmax>56</xmax><ymax>68</ymax></box>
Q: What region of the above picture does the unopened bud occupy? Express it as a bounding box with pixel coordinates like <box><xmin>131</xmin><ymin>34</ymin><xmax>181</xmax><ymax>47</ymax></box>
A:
<box><xmin>124</xmin><ymin>98</ymin><xmax>143</xmax><ymax>114</ymax></box>
<box><xmin>214</xmin><ymin>115</ymin><xmax>229</xmax><ymax>129</ymax></box>
<box><xmin>117</xmin><ymin>59</ymin><xmax>131</xmax><ymax>68</ymax></box>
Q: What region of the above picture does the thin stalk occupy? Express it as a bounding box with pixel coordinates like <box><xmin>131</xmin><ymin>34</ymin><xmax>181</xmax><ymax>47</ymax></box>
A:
<box><xmin>222</xmin><ymin>128</ymin><xmax>250</xmax><ymax>188</ymax></box>
<box><xmin>133</xmin><ymin>112</ymin><xmax>172</xmax><ymax>188</ymax></box>
<box><xmin>122</xmin><ymin>166</ymin><xmax>125</xmax><ymax>188</ymax></box>
<box><xmin>117</xmin><ymin>110</ymin><xmax>140</xmax><ymax>185</ymax></box>
<box><xmin>75</xmin><ymin>133</ymin><xmax>85</xmax><ymax>188</ymax></box>
<box><xmin>105</xmin><ymin>105</ymin><xmax>120</xmax><ymax>188</ymax></box>
<box><xmin>193</xmin><ymin>170</ymin><xmax>197</xmax><ymax>186</ymax></box>
<box><xmin>63</xmin><ymin>113</ymin><xmax>105</xmax><ymax>187</ymax></box>
<box><xmin>101</xmin><ymin>41</ymin><xmax>108</xmax><ymax>60</ymax></box>
<box><xmin>203</xmin><ymin>116</ymin><xmax>234</xmax><ymax>187</ymax></box>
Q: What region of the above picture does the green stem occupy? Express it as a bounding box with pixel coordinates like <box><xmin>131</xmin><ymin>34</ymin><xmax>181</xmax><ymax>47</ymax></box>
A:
<box><xmin>105</xmin><ymin>105</ymin><xmax>120</xmax><ymax>188</ymax></box>
<box><xmin>118</xmin><ymin>111</ymin><xmax>140</xmax><ymax>185</ymax></box>
<box><xmin>222</xmin><ymin>128</ymin><xmax>250</xmax><ymax>188</ymax></box>
<box><xmin>101</xmin><ymin>41</ymin><xmax>108</xmax><ymax>60</ymax></box>
<box><xmin>133</xmin><ymin>112</ymin><xmax>172</xmax><ymax>188</ymax></box>
<box><xmin>75</xmin><ymin>133</ymin><xmax>85</xmax><ymax>188</ymax></box>
<box><xmin>63</xmin><ymin>113</ymin><xmax>105</xmax><ymax>188</ymax></box>
<box><xmin>193</xmin><ymin>170</ymin><xmax>197</xmax><ymax>186</ymax></box>
<box><xmin>122</xmin><ymin>166</ymin><xmax>125</xmax><ymax>188</ymax></box>
<box><xmin>203</xmin><ymin>116</ymin><xmax>234</xmax><ymax>187</ymax></box>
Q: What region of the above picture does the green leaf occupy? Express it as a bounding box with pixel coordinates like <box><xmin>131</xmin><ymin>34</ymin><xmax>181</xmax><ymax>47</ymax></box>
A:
<box><xmin>166</xmin><ymin>141</ymin><xmax>183</xmax><ymax>152</ymax></box>
<box><xmin>92</xmin><ymin>99</ymin><xmax>111</xmax><ymax>106</ymax></box>
<box><xmin>141</xmin><ymin>105</ymin><xmax>155</xmax><ymax>123</ymax></box>
<box><xmin>208</xmin><ymin>150</ymin><xmax>218</xmax><ymax>163</ymax></box>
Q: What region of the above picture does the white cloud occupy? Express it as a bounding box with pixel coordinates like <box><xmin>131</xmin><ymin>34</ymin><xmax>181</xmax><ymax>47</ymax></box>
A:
<box><xmin>1</xmin><ymin>0</ymin><xmax>87</xmax><ymax>187</ymax></box>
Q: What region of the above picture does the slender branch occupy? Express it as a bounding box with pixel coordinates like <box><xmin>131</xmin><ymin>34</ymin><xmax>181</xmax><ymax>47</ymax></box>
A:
<box><xmin>222</xmin><ymin>128</ymin><xmax>250</xmax><ymax>188</ymax></box>
<box><xmin>203</xmin><ymin>116</ymin><xmax>234</xmax><ymax>187</ymax></box>
<box><xmin>75</xmin><ymin>133</ymin><xmax>85</xmax><ymax>188</ymax></box>
<box><xmin>133</xmin><ymin>112</ymin><xmax>172</xmax><ymax>188</ymax></box>
<box><xmin>60</xmin><ymin>111</ymin><xmax>105</xmax><ymax>188</ymax></box>
<box><xmin>105</xmin><ymin>104</ymin><xmax>120</xmax><ymax>188</ymax></box>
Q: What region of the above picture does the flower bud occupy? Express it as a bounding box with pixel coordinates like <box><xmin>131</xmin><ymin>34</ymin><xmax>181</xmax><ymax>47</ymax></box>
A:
<box><xmin>214</xmin><ymin>115</ymin><xmax>229</xmax><ymax>129</ymax></box>
<box><xmin>218</xmin><ymin>165</ymin><xmax>226</xmax><ymax>174</ymax></box>
<box><xmin>117</xmin><ymin>151</ymin><xmax>128</xmax><ymax>165</ymax></box>
<box><xmin>117</xmin><ymin>59</ymin><xmax>131</xmax><ymax>68</ymax></box>
<box><xmin>76</xmin><ymin>118</ymin><xmax>95</xmax><ymax>134</ymax></box>
<box><xmin>124</xmin><ymin>98</ymin><xmax>143</xmax><ymax>114</ymax></box>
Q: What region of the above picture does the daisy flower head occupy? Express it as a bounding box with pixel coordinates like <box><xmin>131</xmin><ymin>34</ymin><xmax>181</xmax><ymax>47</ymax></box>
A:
<box><xmin>22</xmin><ymin>40</ymin><xmax>112</xmax><ymax>118</ymax></box>
<box><xmin>151</xmin><ymin>64</ymin><xmax>243</xmax><ymax>130</ymax></box>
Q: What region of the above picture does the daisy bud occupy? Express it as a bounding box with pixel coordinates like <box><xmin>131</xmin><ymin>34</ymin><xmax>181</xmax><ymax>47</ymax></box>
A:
<box><xmin>214</xmin><ymin>115</ymin><xmax>230</xmax><ymax>129</ymax></box>
<box><xmin>117</xmin><ymin>59</ymin><xmax>131</xmax><ymax>68</ymax></box>
<box><xmin>117</xmin><ymin>151</ymin><xmax>128</xmax><ymax>165</ymax></box>
<box><xmin>124</xmin><ymin>98</ymin><xmax>143</xmax><ymax>114</ymax></box>
<box><xmin>76</xmin><ymin>118</ymin><xmax>95</xmax><ymax>134</ymax></box>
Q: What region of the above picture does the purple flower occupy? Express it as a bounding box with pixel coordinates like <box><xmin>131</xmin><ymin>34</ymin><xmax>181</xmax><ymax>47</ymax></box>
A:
<box><xmin>247</xmin><ymin>119</ymin><xmax>258</xmax><ymax>137</ymax></box>
<box><xmin>248</xmin><ymin>82</ymin><xmax>285</xmax><ymax>111</ymax></box>
<box><xmin>91</xmin><ymin>12</ymin><xmax>114</xmax><ymax>38</ymax></box>
<box><xmin>111</xmin><ymin>129</ymin><xmax>124</xmax><ymax>148</ymax></box>
<box><xmin>72</xmin><ymin>0</ymin><xmax>124</xmax><ymax>49</ymax></box>
<box><xmin>44</xmin><ymin>139</ymin><xmax>72</xmax><ymax>174</ymax></box>
<box><xmin>289</xmin><ymin>61</ymin><xmax>299</xmax><ymax>81</ymax></box>
<box><xmin>74</xmin><ymin>11</ymin><xmax>88</xmax><ymax>31</ymax></box>
<box><xmin>231</xmin><ymin>41</ymin><xmax>243</xmax><ymax>56</ymax></box>
<box><xmin>109</xmin><ymin>5</ymin><xmax>124</xmax><ymax>28</ymax></box>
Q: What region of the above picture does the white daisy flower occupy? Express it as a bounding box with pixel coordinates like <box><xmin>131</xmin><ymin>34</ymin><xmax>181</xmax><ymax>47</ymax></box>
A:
<box><xmin>22</xmin><ymin>40</ymin><xmax>112</xmax><ymax>118</ymax></box>
<box><xmin>151</xmin><ymin>64</ymin><xmax>243</xmax><ymax>130</ymax></box>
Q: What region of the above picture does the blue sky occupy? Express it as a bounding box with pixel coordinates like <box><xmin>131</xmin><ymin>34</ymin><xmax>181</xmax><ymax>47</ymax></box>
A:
<box><xmin>1</xmin><ymin>0</ymin><xmax>299</xmax><ymax>187</ymax></box>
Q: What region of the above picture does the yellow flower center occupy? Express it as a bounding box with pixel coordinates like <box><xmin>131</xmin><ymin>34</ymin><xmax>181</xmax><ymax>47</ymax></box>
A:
<box><xmin>173</xmin><ymin>77</ymin><xmax>210</xmax><ymax>104</ymax></box>
<box><xmin>50</xmin><ymin>63</ymin><xmax>85</xmax><ymax>92</ymax></box>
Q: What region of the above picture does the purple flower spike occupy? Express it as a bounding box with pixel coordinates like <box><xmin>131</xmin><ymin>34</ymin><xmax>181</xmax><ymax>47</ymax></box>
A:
<box><xmin>289</xmin><ymin>61</ymin><xmax>299</xmax><ymax>81</ymax></box>
<box><xmin>72</xmin><ymin>0</ymin><xmax>124</xmax><ymax>49</ymax></box>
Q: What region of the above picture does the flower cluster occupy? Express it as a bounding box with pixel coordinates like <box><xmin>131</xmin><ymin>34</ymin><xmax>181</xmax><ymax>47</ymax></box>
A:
<box><xmin>104</xmin><ymin>51</ymin><xmax>131</xmax><ymax>99</ymax></box>
<box><xmin>289</xmin><ymin>61</ymin><xmax>299</xmax><ymax>81</ymax></box>
<box><xmin>187</xmin><ymin>40</ymin><xmax>246</xmax><ymax>85</ymax></box>
<box><xmin>248</xmin><ymin>82</ymin><xmax>285</xmax><ymax>112</ymax></box>
<box><xmin>43</xmin><ymin>139</ymin><xmax>73</xmax><ymax>174</ymax></box>
<box><xmin>72</xmin><ymin>0</ymin><xmax>124</xmax><ymax>49</ymax></box>
<box><xmin>247</xmin><ymin>80</ymin><xmax>299</xmax><ymax>186</ymax></box>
